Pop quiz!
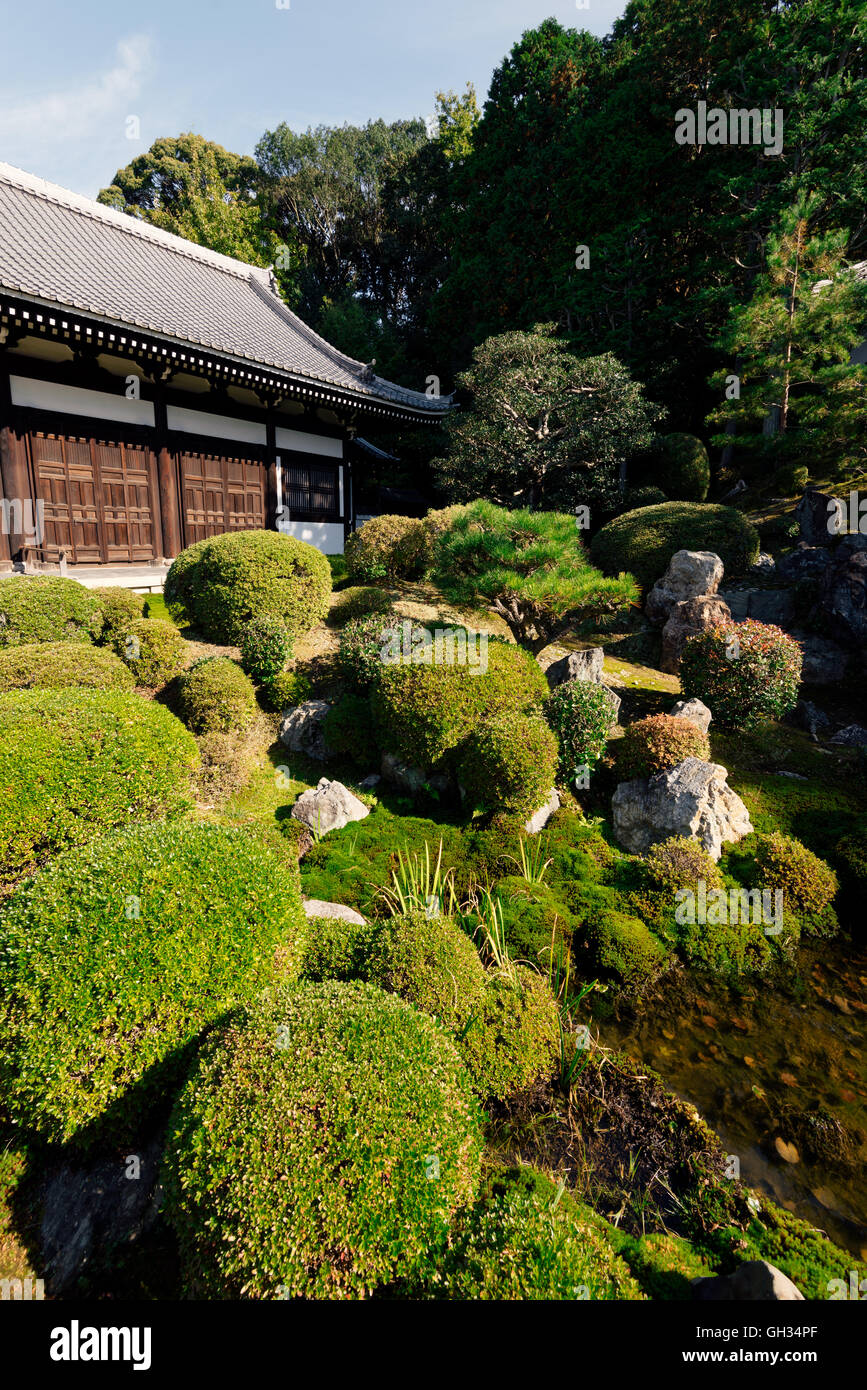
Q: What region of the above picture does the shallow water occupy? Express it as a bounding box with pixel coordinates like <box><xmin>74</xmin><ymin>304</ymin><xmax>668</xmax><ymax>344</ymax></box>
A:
<box><xmin>592</xmin><ymin>940</ymin><xmax>867</xmax><ymax>1259</ymax></box>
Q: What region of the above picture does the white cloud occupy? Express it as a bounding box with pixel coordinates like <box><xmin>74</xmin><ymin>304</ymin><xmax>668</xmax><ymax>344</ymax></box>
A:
<box><xmin>0</xmin><ymin>34</ymin><xmax>153</xmax><ymax>153</ymax></box>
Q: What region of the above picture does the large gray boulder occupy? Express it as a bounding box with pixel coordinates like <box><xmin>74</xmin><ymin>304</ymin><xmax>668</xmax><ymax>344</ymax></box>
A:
<box><xmin>812</xmin><ymin>534</ymin><xmax>867</xmax><ymax>648</ymax></box>
<box><xmin>661</xmin><ymin>595</ymin><xmax>731</xmax><ymax>673</ymax></box>
<box><xmin>611</xmin><ymin>757</ymin><xmax>752</xmax><ymax>860</ymax></box>
<box><xmin>721</xmin><ymin>589</ymin><xmax>795</xmax><ymax>626</ymax></box>
<box><xmin>796</xmin><ymin>489</ymin><xmax>840</xmax><ymax>546</ymax></box>
<box><xmin>789</xmin><ymin>631</ymin><xmax>850</xmax><ymax>684</ymax></box>
<box><xmin>776</xmin><ymin>546</ymin><xmax>832</xmax><ymax>583</ymax></box>
<box><xmin>291</xmin><ymin>778</ymin><xmax>369</xmax><ymax>835</ymax></box>
<box><xmin>545</xmin><ymin>646</ymin><xmax>604</xmax><ymax>688</ymax></box>
<box><xmin>692</xmin><ymin>1260</ymin><xmax>804</xmax><ymax>1302</ymax></box>
<box><xmin>279</xmin><ymin>700</ymin><xmax>334</xmax><ymax>761</ymax></box>
<box><xmin>670</xmin><ymin>697</ymin><xmax>712</xmax><ymax>735</ymax></box>
<box><xmin>645</xmin><ymin>550</ymin><xmax>724</xmax><ymax>626</ymax></box>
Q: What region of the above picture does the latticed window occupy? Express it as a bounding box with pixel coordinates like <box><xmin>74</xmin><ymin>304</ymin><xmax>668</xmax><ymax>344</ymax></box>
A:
<box><xmin>282</xmin><ymin>458</ymin><xmax>340</xmax><ymax>518</ymax></box>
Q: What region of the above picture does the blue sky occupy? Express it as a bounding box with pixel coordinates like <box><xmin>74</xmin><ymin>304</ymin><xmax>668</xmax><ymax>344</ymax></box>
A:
<box><xmin>0</xmin><ymin>0</ymin><xmax>628</xmax><ymax>198</ymax></box>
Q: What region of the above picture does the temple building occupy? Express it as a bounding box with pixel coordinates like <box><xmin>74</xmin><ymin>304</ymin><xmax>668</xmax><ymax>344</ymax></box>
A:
<box><xmin>0</xmin><ymin>162</ymin><xmax>449</xmax><ymax>572</ymax></box>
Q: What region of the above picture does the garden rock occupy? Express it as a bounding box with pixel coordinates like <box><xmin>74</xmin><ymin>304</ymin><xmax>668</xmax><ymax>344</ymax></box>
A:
<box><xmin>670</xmin><ymin>697</ymin><xmax>712</xmax><ymax>735</ymax></box>
<box><xmin>796</xmin><ymin>489</ymin><xmax>839</xmax><ymax>546</ymax></box>
<box><xmin>380</xmin><ymin>751</ymin><xmax>427</xmax><ymax>795</ymax></box>
<box><xmin>791</xmin><ymin>699</ymin><xmax>832</xmax><ymax>741</ymax></box>
<box><xmin>291</xmin><ymin>778</ymin><xmax>369</xmax><ymax>835</ymax></box>
<box><xmin>302</xmin><ymin>899</ymin><xmax>367</xmax><ymax>926</ymax></box>
<box><xmin>359</xmin><ymin>773</ymin><xmax>381</xmax><ymax>790</ymax></box>
<box><xmin>611</xmin><ymin>756</ymin><xmax>752</xmax><ymax>860</ymax></box>
<box><xmin>813</xmin><ymin>535</ymin><xmax>867</xmax><ymax>648</ymax></box>
<box><xmin>279</xmin><ymin>700</ymin><xmax>334</xmax><ymax>761</ymax></box>
<box><xmin>830</xmin><ymin>724</ymin><xmax>867</xmax><ymax>747</ymax></box>
<box><xmin>645</xmin><ymin>550</ymin><xmax>724</xmax><ymax>626</ymax></box>
<box><xmin>544</xmin><ymin>646</ymin><xmax>604</xmax><ymax>688</ymax></box>
<box><xmin>524</xmin><ymin>787</ymin><xmax>560</xmax><ymax>835</ymax></box>
<box><xmin>776</xmin><ymin>546</ymin><xmax>831</xmax><ymax>583</ymax></box>
<box><xmin>750</xmin><ymin>552</ymin><xmax>776</xmax><ymax>574</ymax></box>
<box><xmin>692</xmin><ymin>1260</ymin><xmax>804</xmax><ymax>1302</ymax></box>
<box><xmin>39</xmin><ymin>1135</ymin><xmax>163</xmax><ymax>1296</ymax></box>
<box><xmin>790</xmin><ymin>631</ymin><xmax>850</xmax><ymax>685</ymax></box>
<box><xmin>721</xmin><ymin>588</ymin><xmax>794</xmax><ymax>626</ymax></box>
<box><xmin>661</xmin><ymin>595</ymin><xmax>731</xmax><ymax>674</ymax></box>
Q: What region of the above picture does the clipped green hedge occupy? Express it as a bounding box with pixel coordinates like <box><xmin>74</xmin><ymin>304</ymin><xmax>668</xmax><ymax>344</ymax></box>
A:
<box><xmin>590</xmin><ymin>502</ymin><xmax>759</xmax><ymax>590</ymax></box>
<box><xmin>0</xmin><ymin>822</ymin><xmax>307</xmax><ymax>1146</ymax></box>
<box><xmin>585</xmin><ymin>910</ymin><xmax>667</xmax><ymax>986</ymax></box>
<box><xmin>0</xmin><ymin>641</ymin><xmax>134</xmax><ymax>692</ymax></box>
<box><xmin>91</xmin><ymin>586</ymin><xmax>146</xmax><ymax>644</ymax></box>
<box><xmin>344</xmin><ymin>515</ymin><xmax>425</xmax><ymax>583</ymax></box>
<box><xmin>300</xmin><ymin>914</ymin><xmax>375</xmax><ymax>982</ymax></box>
<box><xmin>0</xmin><ymin>690</ymin><xmax>199</xmax><ymax>884</ymax></box>
<box><xmin>753</xmin><ymin>832</ymin><xmax>838</xmax><ymax>937</ymax></box>
<box><xmin>652</xmin><ymin>433</ymin><xmax>710</xmax><ymax>502</ymax></box>
<box><xmin>114</xmin><ymin>617</ymin><xmax>186</xmax><ymax>686</ymax></box>
<box><xmin>162</xmin><ymin>981</ymin><xmax>483</xmax><ymax>1298</ymax></box>
<box><xmin>0</xmin><ymin>575</ymin><xmax>102</xmax><ymax>646</ymax></box>
<box><xmin>172</xmin><ymin>656</ymin><xmax>258</xmax><ymax>734</ymax></box>
<box><xmin>164</xmin><ymin>530</ymin><xmax>331</xmax><ymax>643</ymax></box>
<box><xmin>371</xmin><ymin>640</ymin><xmax>548</xmax><ymax>770</ymax></box>
<box><xmin>459</xmin><ymin>711</ymin><xmax>558</xmax><ymax>817</ymax></box>
<box><xmin>364</xmin><ymin>910</ymin><xmax>487</xmax><ymax>1031</ymax></box>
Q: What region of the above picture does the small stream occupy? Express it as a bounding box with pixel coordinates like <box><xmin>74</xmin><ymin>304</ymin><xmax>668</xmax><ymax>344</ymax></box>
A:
<box><xmin>591</xmin><ymin>940</ymin><xmax>867</xmax><ymax>1259</ymax></box>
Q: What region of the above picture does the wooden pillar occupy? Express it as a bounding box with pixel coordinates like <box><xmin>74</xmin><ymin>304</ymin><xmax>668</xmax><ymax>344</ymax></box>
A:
<box><xmin>0</xmin><ymin>363</ymin><xmax>27</xmax><ymax>565</ymax></box>
<box><xmin>265</xmin><ymin>408</ymin><xmax>279</xmax><ymax>531</ymax></box>
<box><xmin>153</xmin><ymin>386</ymin><xmax>182</xmax><ymax>558</ymax></box>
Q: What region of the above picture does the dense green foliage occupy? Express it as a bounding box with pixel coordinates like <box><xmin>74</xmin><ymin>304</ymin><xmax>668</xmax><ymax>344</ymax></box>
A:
<box><xmin>616</xmin><ymin>714</ymin><xmax>711</xmax><ymax>780</ymax></box>
<box><xmin>0</xmin><ymin>641</ymin><xmax>134</xmax><ymax>692</ymax></box>
<box><xmin>336</xmin><ymin>609</ymin><xmax>402</xmax><ymax>692</ymax></box>
<box><xmin>544</xmin><ymin>679</ymin><xmax>617</xmax><ymax>781</ymax></box>
<box><xmin>238</xmin><ymin>615</ymin><xmax>294</xmax><ymax>684</ymax></box>
<box><xmin>651</xmin><ymin>434</ymin><xmax>710</xmax><ymax>502</ymax></box>
<box><xmin>0</xmin><ymin>823</ymin><xmax>306</xmax><ymax>1146</ymax></box>
<box><xmin>679</xmin><ymin>620</ymin><xmax>802</xmax><ymax>731</ymax></box>
<box><xmin>371</xmin><ymin>639</ymin><xmax>548</xmax><ymax>768</ymax></box>
<box><xmin>753</xmin><ymin>832</ymin><xmax>839</xmax><ymax>937</ymax></box>
<box><xmin>431</xmin><ymin>330</ymin><xmax>661</xmax><ymax>511</ymax></box>
<box><xmin>0</xmin><ymin>690</ymin><xmax>198</xmax><ymax>884</ymax></box>
<box><xmin>0</xmin><ymin>576</ymin><xmax>102</xmax><ymax>646</ymax></box>
<box><xmin>364</xmin><ymin>910</ymin><xmax>487</xmax><ymax>1030</ymax></box>
<box><xmin>344</xmin><ymin>515</ymin><xmax>425</xmax><ymax>582</ymax></box>
<box><xmin>114</xmin><ymin>617</ymin><xmax>187</xmax><ymax>686</ymax></box>
<box><xmin>321</xmin><ymin>693</ymin><xmax>379</xmax><ymax>765</ymax></box>
<box><xmin>172</xmin><ymin>657</ymin><xmax>258</xmax><ymax>734</ymax></box>
<box><xmin>432</xmin><ymin>501</ymin><xmax>638</xmax><ymax>653</ymax></box>
<box><xmin>162</xmin><ymin>981</ymin><xmax>482</xmax><ymax>1298</ymax></box>
<box><xmin>590</xmin><ymin>502</ymin><xmax>760</xmax><ymax>591</ymax></box>
<box><xmin>165</xmin><ymin>531</ymin><xmax>331</xmax><ymax>644</ymax></box>
<box><xmin>92</xmin><ymin>587</ymin><xmax>147</xmax><ymax>643</ymax></box>
<box><xmin>329</xmin><ymin>585</ymin><xmax>394</xmax><ymax>627</ymax></box>
<box><xmin>459</xmin><ymin>711</ymin><xmax>558</xmax><ymax>817</ymax></box>
<box><xmin>584</xmin><ymin>910</ymin><xmax>667</xmax><ymax>986</ymax></box>
<box><xmin>459</xmin><ymin>966</ymin><xmax>559</xmax><ymax>1100</ymax></box>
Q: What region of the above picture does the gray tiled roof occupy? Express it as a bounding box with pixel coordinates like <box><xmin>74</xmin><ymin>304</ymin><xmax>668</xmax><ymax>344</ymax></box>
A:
<box><xmin>0</xmin><ymin>162</ymin><xmax>450</xmax><ymax>415</ymax></box>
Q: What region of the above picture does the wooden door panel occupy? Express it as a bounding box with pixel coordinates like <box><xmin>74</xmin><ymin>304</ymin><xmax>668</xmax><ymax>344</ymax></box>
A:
<box><xmin>179</xmin><ymin>449</ymin><xmax>265</xmax><ymax>544</ymax></box>
<box><xmin>27</xmin><ymin>429</ymin><xmax>158</xmax><ymax>564</ymax></box>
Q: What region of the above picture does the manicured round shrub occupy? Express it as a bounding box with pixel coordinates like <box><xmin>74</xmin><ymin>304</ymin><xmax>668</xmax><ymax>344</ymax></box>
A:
<box><xmin>419</xmin><ymin>504</ymin><xmax>469</xmax><ymax>572</ymax></box>
<box><xmin>329</xmin><ymin>585</ymin><xmax>394</xmax><ymax>628</ymax></box>
<box><xmin>0</xmin><ymin>575</ymin><xmax>102</xmax><ymax>646</ymax></box>
<box><xmin>0</xmin><ymin>823</ymin><xmax>307</xmax><ymax>1146</ymax></box>
<box><xmin>585</xmin><ymin>911</ymin><xmax>667</xmax><ymax>985</ymax></box>
<box><xmin>114</xmin><ymin>617</ymin><xmax>186</xmax><ymax>686</ymax></box>
<box><xmin>300</xmin><ymin>914</ymin><xmax>375</xmax><ymax>983</ymax></box>
<box><xmin>344</xmin><ymin>515</ymin><xmax>425</xmax><ymax>583</ymax></box>
<box><xmin>753</xmin><ymin>832</ymin><xmax>838</xmax><ymax>936</ymax></box>
<box><xmin>321</xmin><ymin>693</ymin><xmax>379</xmax><ymax>765</ymax></box>
<box><xmin>494</xmin><ymin>877</ymin><xmax>575</xmax><ymax>967</ymax></box>
<box><xmin>337</xmin><ymin>609</ymin><xmax>402</xmax><ymax>692</ymax></box>
<box><xmin>616</xmin><ymin>714</ymin><xmax>710</xmax><ymax>779</ymax></box>
<box><xmin>259</xmin><ymin>667</ymin><xmax>313</xmax><ymax>712</ymax></box>
<box><xmin>419</xmin><ymin>1184</ymin><xmax>643</xmax><ymax>1300</ymax></box>
<box><xmin>544</xmin><ymin>679</ymin><xmax>617</xmax><ymax>781</ymax></box>
<box><xmin>643</xmin><ymin>836</ymin><xmax>724</xmax><ymax>895</ymax></box>
<box><xmin>653</xmin><ymin>433</ymin><xmax>710</xmax><ymax>502</ymax></box>
<box><xmin>679</xmin><ymin>620</ymin><xmax>802</xmax><ymax>731</ymax></box>
<box><xmin>162</xmin><ymin>536</ymin><xmax>210</xmax><ymax>623</ymax></box>
<box><xmin>459</xmin><ymin>712</ymin><xmax>558</xmax><ymax>817</ymax></box>
<box><xmin>162</xmin><ymin>981</ymin><xmax>483</xmax><ymax>1298</ymax></box>
<box><xmin>372</xmin><ymin>641</ymin><xmax>549</xmax><ymax>770</ymax></box>
<box><xmin>239</xmin><ymin>616</ymin><xmax>293</xmax><ymax>683</ymax></box>
<box><xmin>0</xmin><ymin>690</ymin><xmax>198</xmax><ymax>884</ymax></box>
<box><xmin>92</xmin><ymin>586</ymin><xmax>146</xmax><ymax>643</ymax></box>
<box><xmin>459</xmin><ymin>966</ymin><xmax>559</xmax><ymax>1100</ymax></box>
<box><xmin>165</xmin><ymin>531</ymin><xmax>331</xmax><ymax>643</ymax></box>
<box><xmin>0</xmin><ymin>641</ymin><xmax>134</xmax><ymax>692</ymax></box>
<box><xmin>172</xmin><ymin>656</ymin><xmax>258</xmax><ymax>734</ymax></box>
<box><xmin>622</xmin><ymin>485</ymin><xmax>668</xmax><ymax>511</ymax></box>
<box><xmin>590</xmin><ymin>502</ymin><xmax>760</xmax><ymax>590</ymax></box>
<box><xmin>364</xmin><ymin>910</ymin><xmax>487</xmax><ymax>1031</ymax></box>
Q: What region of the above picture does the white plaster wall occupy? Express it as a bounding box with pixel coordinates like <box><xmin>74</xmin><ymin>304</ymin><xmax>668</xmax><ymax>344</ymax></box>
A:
<box><xmin>10</xmin><ymin>376</ymin><xmax>155</xmax><ymax>427</ymax></box>
<box><xmin>276</xmin><ymin>517</ymin><xmax>344</xmax><ymax>554</ymax></box>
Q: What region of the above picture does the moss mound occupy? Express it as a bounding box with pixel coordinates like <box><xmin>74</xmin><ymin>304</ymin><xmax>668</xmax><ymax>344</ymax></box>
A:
<box><xmin>459</xmin><ymin>965</ymin><xmax>560</xmax><ymax>1100</ymax></box>
<box><xmin>364</xmin><ymin>909</ymin><xmax>487</xmax><ymax>1031</ymax></box>
<box><xmin>0</xmin><ymin>641</ymin><xmax>134</xmax><ymax>692</ymax></box>
<box><xmin>114</xmin><ymin>617</ymin><xmax>186</xmax><ymax>686</ymax></box>
<box><xmin>0</xmin><ymin>575</ymin><xmax>102</xmax><ymax>646</ymax></box>
<box><xmin>172</xmin><ymin>656</ymin><xmax>258</xmax><ymax>734</ymax></box>
<box><xmin>590</xmin><ymin>501</ymin><xmax>759</xmax><ymax>590</ymax></box>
